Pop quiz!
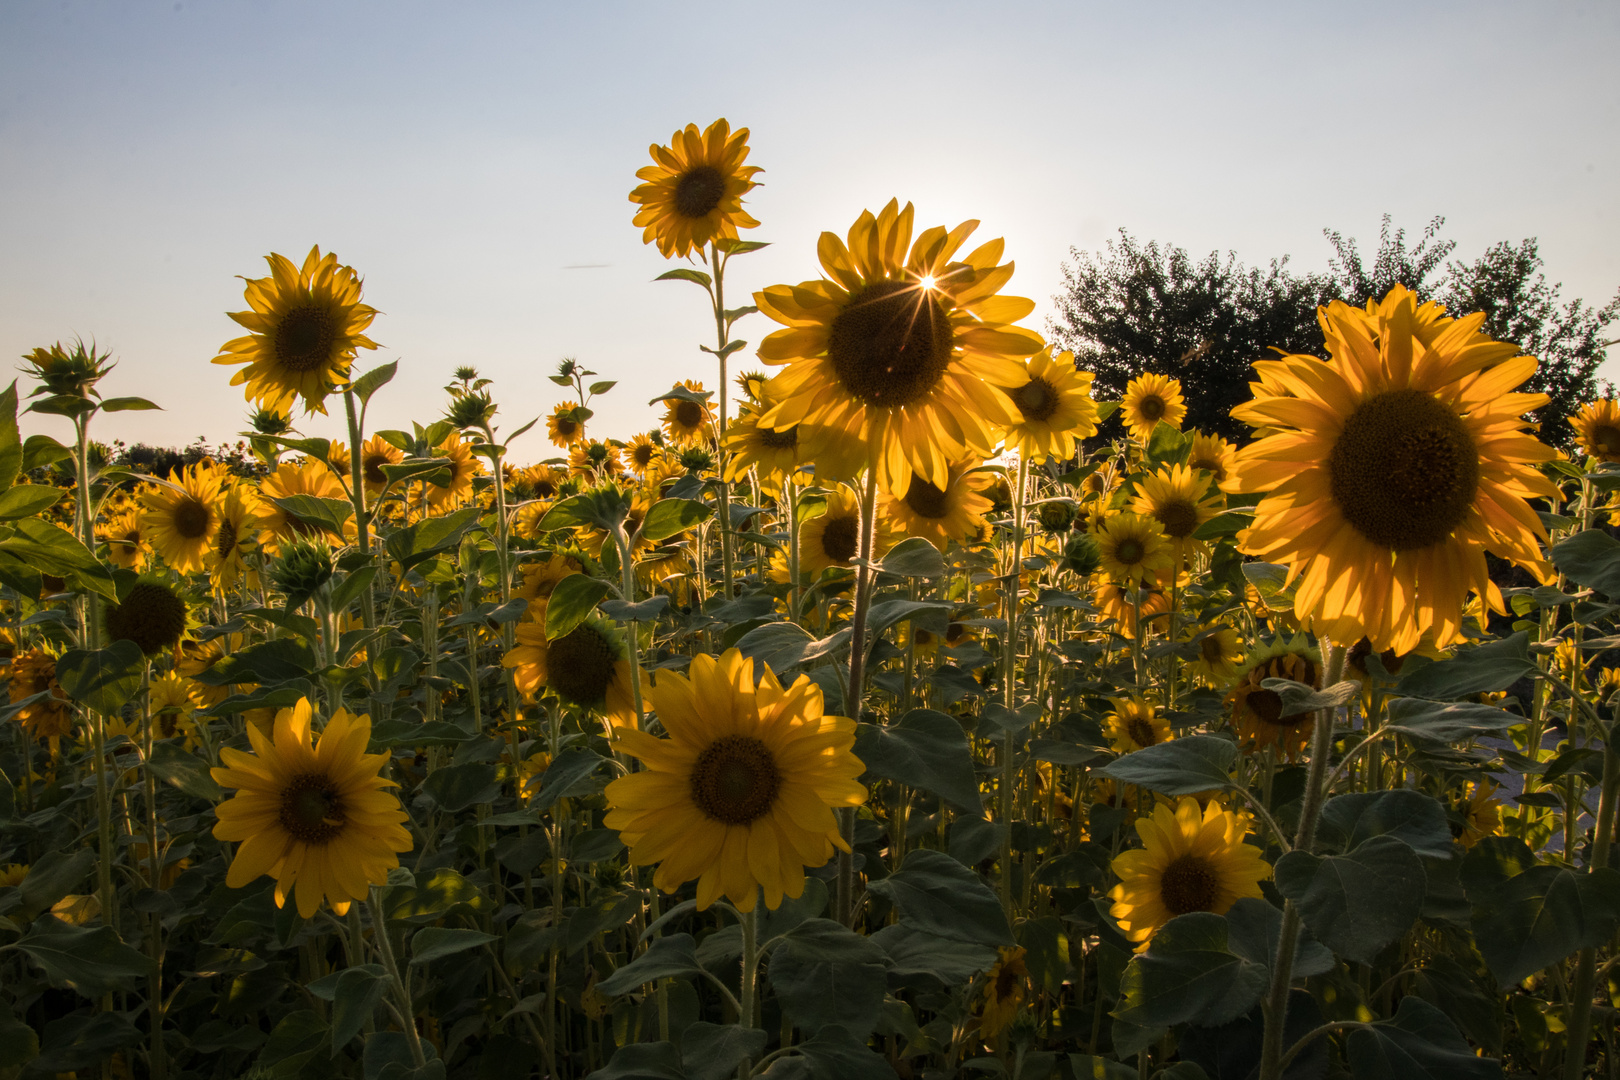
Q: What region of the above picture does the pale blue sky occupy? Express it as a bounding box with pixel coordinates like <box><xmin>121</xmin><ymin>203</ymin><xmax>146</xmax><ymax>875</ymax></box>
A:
<box><xmin>3</xmin><ymin>0</ymin><xmax>1617</xmax><ymax>458</ymax></box>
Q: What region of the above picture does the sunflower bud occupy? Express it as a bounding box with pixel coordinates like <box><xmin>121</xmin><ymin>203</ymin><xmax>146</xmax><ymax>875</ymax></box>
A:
<box><xmin>23</xmin><ymin>340</ymin><xmax>114</xmax><ymax>399</ymax></box>
<box><xmin>249</xmin><ymin>407</ymin><xmax>293</xmax><ymax>436</ymax></box>
<box><xmin>679</xmin><ymin>446</ymin><xmax>715</xmax><ymax>473</ymax></box>
<box><xmin>445</xmin><ymin>390</ymin><xmax>497</xmax><ymax>431</ymax></box>
<box><xmin>1037</xmin><ymin>500</ymin><xmax>1079</xmax><ymax>534</ymax></box>
<box><xmin>1060</xmin><ymin>534</ymin><xmax>1102</xmax><ymax>577</ymax></box>
<box><xmin>271</xmin><ymin>539</ymin><xmax>335</xmax><ymax>608</ymax></box>
<box><xmin>105</xmin><ymin>579</ymin><xmax>189</xmax><ymax>656</ymax></box>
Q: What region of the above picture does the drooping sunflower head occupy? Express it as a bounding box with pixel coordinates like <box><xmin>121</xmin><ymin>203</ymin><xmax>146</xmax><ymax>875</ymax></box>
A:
<box><xmin>138</xmin><ymin>462</ymin><xmax>226</xmax><ymax>576</ymax></box>
<box><xmin>213</xmin><ymin>246</ymin><xmax>380</xmax><ymax>416</ymax></box>
<box><xmin>1105</xmin><ymin>696</ymin><xmax>1170</xmax><ymax>753</ymax></box>
<box><xmin>978</xmin><ymin>946</ymin><xmax>1030</xmax><ymax>1039</ymax></box>
<box><xmin>1229</xmin><ymin>284</ymin><xmax>1560</xmax><ymax>652</ymax></box>
<box><xmin>1121</xmin><ymin>373</ymin><xmax>1187</xmax><ymax>442</ymax></box>
<box><xmin>604</xmin><ymin>648</ymin><xmax>867</xmax><ymax>911</ymax></box>
<box><xmin>629</xmin><ymin>119</ymin><xmax>762</xmax><ymax>259</ymax></box>
<box><xmin>1569</xmin><ymin>399</ymin><xmax>1620</xmax><ymax>463</ymax></box>
<box><xmin>879</xmin><ymin>460</ymin><xmax>994</xmax><ymax>552</ymax></box>
<box><xmin>756</xmin><ymin>199</ymin><xmax>1044</xmax><ymax>496</ymax></box>
<box><xmin>105</xmin><ymin>578</ymin><xmax>190</xmax><ymax>656</ymax></box>
<box><xmin>659</xmin><ymin>381</ymin><xmax>714</xmax><ymax>447</ymax></box>
<box><xmin>1093</xmin><ymin>512</ymin><xmax>1172</xmax><ymax>586</ymax></box>
<box><xmin>1002</xmin><ymin>349</ymin><xmax>1099</xmax><ymax>462</ymax></box>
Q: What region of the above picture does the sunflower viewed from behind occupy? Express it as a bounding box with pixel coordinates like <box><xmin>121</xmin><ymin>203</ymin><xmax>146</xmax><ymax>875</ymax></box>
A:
<box><xmin>213</xmin><ymin>246</ymin><xmax>379</xmax><ymax>415</ymax></box>
<box><xmin>211</xmin><ymin>698</ymin><xmax>411</xmax><ymax>918</ymax></box>
<box><xmin>1229</xmin><ymin>285</ymin><xmax>1560</xmax><ymax>652</ymax></box>
<box><xmin>1109</xmin><ymin>797</ymin><xmax>1269</xmax><ymax>949</ymax></box>
<box><xmin>1121</xmin><ymin>373</ymin><xmax>1186</xmax><ymax>441</ymax></box>
<box><xmin>630</xmin><ymin>119</ymin><xmax>762</xmax><ymax>259</ymax></box>
<box><xmin>139</xmin><ymin>463</ymin><xmax>225</xmax><ymax>576</ymax></box>
<box><xmin>1569</xmin><ymin>399</ymin><xmax>1620</xmax><ymax>463</ymax></box>
<box><xmin>605</xmin><ymin>648</ymin><xmax>867</xmax><ymax>911</ymax></box>
<box><xmin>1001</xmin><ymin>348</ymin><xmax>1098</xmax><ymax>462</ymax></box>
<box><xmin>756</xmin><ymin>199</ymin><xmax>1043</xmax><ymax>496</ymax></box>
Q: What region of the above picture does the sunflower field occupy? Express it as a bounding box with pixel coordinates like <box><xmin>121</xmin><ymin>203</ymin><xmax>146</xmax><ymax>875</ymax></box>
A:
<box><xmin>5</xmin><ymin>117</ymin><xmax>1620</xmax><ymax>1080</ymax></box>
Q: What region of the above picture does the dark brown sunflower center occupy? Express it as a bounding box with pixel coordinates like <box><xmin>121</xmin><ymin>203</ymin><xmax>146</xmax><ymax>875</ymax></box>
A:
<box><xmin>173</xmin><ymin>497</ymin><xmax>212</xmax><ymax>540</ymax></box>
<box><xmin>534</xmin><ymin>479</ymin><xmax>558</xmax><ymax>499</ymax></box>
<box><xmin>106</xmin><ymin>583</ymin><xmax>188</xmax><ymax>656</ymax></box>
<box><xmin>820</xmin><ymin>514</ymin><xmax>858</xmax><ymax>564</ymax></box>
<box><xmin>1114</xmin><ymin>539</ymin><xmax>1144</xmax><ymax>565</ymax></box>
<box><xmin>279</xmin><ymin>773</ymin><xmax>344</xmax><ymax>844</ymax></box>
<box><xmin>1329</xmin><ymin>388</ymin><xmax>1479</xmax><ymax>551</ymax></box>
<box><xmin>363</xmin><ymin>453</ymin><xmax>392</xmax><ymax>486</ymax></box>
<box><xmin>904</xmin><ymin>477</ymin><xmax>950</xmax><ymax>520</ymax></box>
<box><xmin>1016</xmin><ymin>377</ymin><xmax>1058</xmax><ymax>422</ymax></box>
<box><xmin>1137</xmin><ymin>394</ymin><xmax>1166</xmax><ymax>421</ymax></box>
<box><xmin>631</xmin><ymin>445</ymin><xmax>656</xmax><ymax>469</ymax></box>
<box><xmin>827</xmin><ymin>280</ymin><xmax>953</xmax><ymax>408</ymax></box>
<box><xmin>546</xmin><ymin>623</ymin><xmax>618</xmax><ymax>708</ymax></box>
<box><xmin>1154</xmin><ymin>499</ymin><xmax>1199</xmax><ymax>540</ymax></box>
<box><xmin>273</xmin><ymin>306</ymin><xmax>338</xmax><ymax>373</ymax></box>
<box><xmin>689</xmin><ymin>735</ymin><xmax>782</xmax><ymax>825</ymax></box>
<box><xmin>556</xmin><ymin>416</ymin><xmax>579</xmax><ymax>437</ymax></box>
<box><xmin>1159</xmin><ymin>853</ymin><xmax>1218</xmax><ymax>915</ymax></box>
<box><xmin>1126</xmin><ymin>716</ymin><xmax>1158</xmax><ymax>747</ymax></box>
<box><xmin>1592</xmin><ymin>425</ymin><xmax>1620</xmax><ymax>458</ymax></box>
<box><xmin>674</xmin><ymin>165</ymin><xmax>726</xmax><ymax>220</ymax></box>
<box><xmin>1200</xmin><ymin>635</ymin><xmax>1226</xmax><ymax>663</ymax></box>
<box><xmin>213</xmin><ymin>518</ymin><xmax>238</xmax><ymax>560</ymax></box>
<box><xmin>913</xmin><ymin>628</ymin><xmax>936</xmax><ymax>648</ymax></box>
<box><xmin>994</xmin><ymin>963</ymin><xmax>1021</xmax><ymax>999</ymax></box>
<box><xmin>1190</xmin><ymin>453</ymin><xmax>1225</xmax><ymax>480</ymax></box>
<box><xmin>759</xmin><ymin>424</ymin><xmax>798</xmax><ymax>450</ymax></box>
<box><xmin>673</xmin><ymin>400</ymin><xmax>704</xmax><ymax>429</ymax></box>
<box><xmin>1246</xmin><ymin>688</ymin><xmax>1285</xmax><ymax>727</ymax></box>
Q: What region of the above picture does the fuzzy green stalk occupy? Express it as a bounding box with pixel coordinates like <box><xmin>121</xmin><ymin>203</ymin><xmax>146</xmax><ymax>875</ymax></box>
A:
<box><xmin>1561</xmin><ymin>742</ymin><xmax>1620</xmax><ymax>1077</ymax></box>
<box><xmin>708</xmin><ymin>239</ymin><xmax>737</xmax><ymax>601</ymax></box>
<box><xmin>341</xmin><ymin>389</ymin><xmax>378</xmax><ymax>636</ymax></box>
<box><xmin>999</xmin><ymin>456</ymin><xmax>1029</xmax><ymax>915</ymax></box>
<box><xmin>835</xmin><ymin>468</ymin><xmax>881</xmax><ymax>925</ymax></box>
<box><xmin>367</xmin><ymin>887</ymin><xmax>429</xmax><ymax>1068</ymax></box>
<box><xmin>138</xmin><ymin>663</ymin><xmax>168</xmax><ymax>1080</ymax></box>
<box><xmin>1257</xmin><ymin>640</ymin><xmax>1345</xmax><ymax>1080</ymax></box>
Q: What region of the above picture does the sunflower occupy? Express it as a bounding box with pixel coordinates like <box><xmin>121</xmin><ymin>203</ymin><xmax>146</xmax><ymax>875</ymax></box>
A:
<box><xmin>502</xmin><ymin>609</ymin><xmax>638</xmax><ymax>729</ymax></box>
<box><xmin>1121</xmin><ymin>373</ymin><xmax>1187</xmax><ymax>441</ymax></box>
<box><xmin>604</xmin><ymin>648</ymin><xmax>867</xmax><ymax>911</ymax></box>
<box><xmin>1458</xmin><ymin>780</ymin><xmax>1504</xmax><ymax>849</ymax></box>
<box><xmin>978</xmin><ymin>946</ymin><xmax>1029</xmax><ymax>1039</ymax></box>
<box><xmin>1001</xmin><ymin>348</ymin><xmax>1099</xmax><ymax>462</ymax></box>
<box><xmin>1094</xmin><ymin>580</ymin><xmax>1172</xmax><ymax>639</ymax></box>
<box><xmin>175</xmin><ymin>634</ymin><xmax>242</xmax><ymax>709</ymax></box>
<box><xmin>568</xmin><ymin>440</ymin><xmax>624</xmax><ymax>482</ymax></box>
<box><xmin>210</xmin><ymin>699</ymin><xmax>412</xmax><ymax>918</ymax></box>
<box><xmin>210</xmin><ymin>483</ymin><xmax>269</xmax><ymax>591</ymax></box>
<box><xmin>660</xmin><ymin>381</ymin><xmax>714</xmax><ymax>447</ymax></box>
<box><xmin>547</xmin><ymin>402</ymin><xmax>588</xmax><ymax>448</ymax></box>
<box><xmin>7</xmin><ymin>649</ymin><xmax>73</xmax><ymax>743</ymax></box>
<box><xmin>1229</xmin><ymin>285</ymin><xmax>1560</xmax><ymax>652</ymax></box>
<box><xmin>522</xmin><ymin>464</ymin><xmax>565</xmax><ymax>502</ymax></box>
<box><xmin>1129</xmin><ymin>465</ymin><xmax>1222</xmax><ymax>564</ymax></box>
<box><xmin>0</xmin><ymin>864</ymin><xmax>27</xmax><ymax>889</ymax></box>
<box><xmin>148</xmin><ymin>670</ymin><xmax>201</xmax><ymax>748</ymax></box>
<box><xmin>418</xmin><ymin>433</ymin><xmax>482</xmax><ymax>511</ymax></box>
<box><xmin>755</xmin><ymin>199</ymin><xmax>1044</xmax><ymax>497</ymax></box>
<box><xmin>1187</xmin><ymin>430</ymin><xmax>1238</xmax><ymax>487</ymax></box>
<box><xmin>1568</xmin><ymin>400</ymin><xmax>1620</xmax><ymax>463</ymax></box>
<box><xmin>358</xmin><ymin>435</ymin><xmax>404</xmax><ymax>496</ymax></box>
<box><xmin>1227</xmin><ymin>638</ymin><xmax>1322</xmax><ymax>760</ymax></box>
<box><xmin>1094</xmin><ymin>513</ymin><xmax>1172</xmax><ymax>586</ymax></box>
<box><xmin>515</xmin><ymin>552</ymin><xmax>586</xmax><ymax>606</ymax></box>
<box><xmin>1184</xmin><ymin>625</ymin><xmax>1244</xmax><ymax>686</ymax></box>
<box><xmin>1078</xmin><ymin>460</ymin><xmax>1118</xmax><ymax>504</ymax></box>
<box><xmin>105</xmin><ymin>579</ymin><xmax>189</xmax><ymax>656</ymax></box>
<box><xmin>1105</xmin><ymin>697</ymin><xmax>1170</xmax><ymax>753</ymax></box>
<box><xmin>794</xmin><ymin>485</ymin><xmax>898</xmax><ymax>579</ymax></box>
<box><xmin>1109</xmin><ymin>797</ymin><xmax>1269</xmax><ymax>949</ymax></box>
<box><xmin>878</xmin><ymin>461</ymin><xmax>993</xmax><ymax>552</ymax></box>
<box><xmin>98</xmin><ymin>508</ymin><xmax>148</xmax><ymax>571</ymax></box>
<box><xmin>139</xmin><ymin>463</ymin><xmax>225</xmax><ymax>576</ymax></box>
<box><xmin>625</xmin><ymin>434</ymin><xmax>661</xmax><ymax>475</ymax></box>
<box><xmin>213</xmin><ymin>246</ymin><xmax>380</xmax><ymax>416</ymax></box>
<box><xmin>722</xmin><ymin>405</ymin><xmax>812</xmax><ymax>495</ymax></box>
<box><xmin>629</xmin><ymin>118</ymin><xmax>762</xmax><ymax>259</ymax></box>
<box><xmin>258</xmin><ymin>460</ymin><xmax>345</xmax><ymax>554</ymax></box>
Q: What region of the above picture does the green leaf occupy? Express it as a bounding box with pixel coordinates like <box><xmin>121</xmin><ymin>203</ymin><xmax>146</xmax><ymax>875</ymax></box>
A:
<box><xmin>329</xmin><ymin>565</ymin><xmax>379</xmax><ymax>616</ymax></box>
<box><xmin>0</xmin><ymin>517</ymin><xmax>116</xmax><ymax>598</ymax></box>
<box><xmin>654</xmin><ymin>267</ymin><xmax>713</xmax><ymax>288</ymax></box>
<box><xmin>870</xmin><ymin>924</ymin><xmax>998</xmax><ymax>987</ymax></box>
<box><xmin>767</xmin><ymin>918</ymin><xmax>889</xmax><ymax>1036</ymax></box>
<box><xmin>681</xmin><ymin>1022</ymin><xmax>766</xmax><ymax>1080</ymax></box>
<box><xmin>385</xmin><ymin>506</ymin><xmax>481</xmax><ymax>570</ymax></box>
<box><xmin>369</xmin><ymin>718</ymin><xmax>475</xmax><ymax>748</ymax></box>
<box><xmin>326</xmin><ymin>965</ymin><xmax>391</xmax><ymax>1050</ymax></box>
<box><xmin>379</xmin><ymin>458</ymin><xmax>453</xmax><ymax>485</ymax></box>
<box><xmin>0</xmin><ymin>483</ymin><xmax>64</xmax><ymax>520</ymax></box>
<box><xmin>1550</xmin><ymin>528</ymin><xmax>1620</xmax><ymax>598</ymax></box>
<box><xmin>1240</xmin><ymin>562</ymin><xmax>1295</xmax><ymax>611</ymax></box>
<box><xmin>13</xmin><ymin>847</ymin><xmax>96</xmax><ymax>920</ymax></box>
<box><xmin>1273</xmin><ymin>836</ymin><xmax>1426</xmax><ymax>964</ymax></box>
<box><xmin>531</xmin><ymin>745</ymin><xmax>610</xmax><ymax>811</ymax></box>
<box><xmin>1395</xmin><ymin>632</ymin><xmax>1536</xmax><ymax>699</ymax></box>
<box><xmin>409</xmin><ymin>926</ymin><xmax>496</xmax><ymax>965</ymax></box>
<box><xmin>546</xmin><ymin>573</ymin><xmax>612</xmax><ymax>640</ymax></box>
<box><xmin>586</xmin><ymin>1042</ymin><xmax>687</xmax><ymax>1080</ymax></box>
<box><xmin>1098</xmin><ymin>734</ymin><xmax>1237</xmax><ymax>795</ymax></box>
<box><xmin>862</xmin><ymin>598</ymin><xmax>951</xmax><ymax>642</ymax></box>
<box><xmin>350</xmin><ymin>360</ymin><xmax>399</xmax><ymax>407</ymax></box>
<box><xmin>55</xmin><ymin>640</ymin><xmax>144</xmax><ymax>713</ymax></box>
<box><xmin>270</xmin><ymin>494</ymin><xmax>354</xmax><ymax>537</ymax></box>
<box><xmin>27</xmin><ymin>1012</ymin><xmax>141</xmax><ymax>1074</ymax></box>
<box><xmin>1223</xmin><ymin>897</ymin><xmax>1335</xmax><ymax>978</ymax></box>
<box><xmin>874</xmin><ymin>537</ymin><xmax>946</xmax><ymax>579</ymax></box>
<box><xmin>1466</xmin><ymin>864</ymin><xmax>1620</xmax><ymax>987</ymax></box>
<box><xmin>1381</xmin><ymin>699</ymin><xmax>1517</xmax><ymax>743</ymax></box>
<box><xmin>1115</xmin><ymin>912</ymin><xmax>1267</xmax><ymax>1029</ymax></box>
<box><xmin>21</xmin><ymin>433</ymin><xmax>71</xmax><ymax>473</ymax></box>
<box><xmin>421</xmin><ymin>761</ymin><xmax>499</xmax><ymax>812</ymax></box>
<box><xmin>639</xmin><ymin>497</ymin><xmax>712</xmax><ymax>542</ymax></box>
<box><xmin>866</xmin><ymin>849</ymin><xmax>1013</xmax><ymax>947</ymax></box>
<box><xmin>8</xmin><ymin>917</ymin><xmax>152</xmax><ymax>996</ymax></box>
<box><xmin>99</xmin><ymin>395</ymin><xmax>162</xmax><ymax>412</ymax></box>
<box><xmin>767</xmin><ymin>1025</ymin><xmax>893</xmax><ymax>1080</ymax></box>
<box><xmin>385</xmin><ymin>868</ymin><xmax>491</xmax><ymax>923</ymax></box>
<box><xmin>538</xmin><ymin>489</ymin><xmax>630</xmax><ymax>533</ymax></box>
<box><xmin>597</xmin><ymin>934</ymin><xmax>705</xmax><ymax>996</ymax></box>
<box><xmin>1317</xmin><ymin>790</ymin><xmax>1455</xmax><ymax>859</ymax></box>
<box><xmin>0</xmin><ymin>381</ymin><xmax>20</xmax><ymax>491</ymax></box>
<box><xmin>194</xmin><ymin>637</ymin><xmax>315</xmax><ymax>685</ymax></box>
<box><xmin>1346</xmin><ymin>996</ymin><xmax>1504</xmax><ymax>1080</ymax></box>
<box><xmin>0</xmin><ymin>1018</ymin><xmax>38</xmax><ymax>1069</ymax></box>
<box><xmin>148</xmin><ymin>740</ymin><xmax>224</xmax><ymax>799</ymax></box>
<box><xmin>588</xmin><ymin>380</ymin><xmax>618</xmax><ymax>395</ymax></box>
<box><xmin>853</xmin><ymin>709</ymin><xmax>983</xmax><ymax>814</ymax></box>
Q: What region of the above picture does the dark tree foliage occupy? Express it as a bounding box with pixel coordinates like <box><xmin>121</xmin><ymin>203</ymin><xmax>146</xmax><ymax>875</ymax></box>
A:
<box><xmin>1049</xmin><ymin>216</ymin><xmax>1618</xmax><ymax>448</ymax></box>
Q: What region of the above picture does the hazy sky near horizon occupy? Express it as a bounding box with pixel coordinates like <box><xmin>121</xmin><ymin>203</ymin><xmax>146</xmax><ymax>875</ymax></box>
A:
<box><xmin>3</xmin><ymin>0</ymin><xmax>1617</xmax><ymax>456</ymax></box>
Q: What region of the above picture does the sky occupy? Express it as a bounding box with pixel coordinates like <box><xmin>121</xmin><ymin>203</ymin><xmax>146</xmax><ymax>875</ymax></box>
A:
<box><xmin>2</xmin><ymin>0</ymin><xmax>1617</xmax><ymax>460</ymax></box>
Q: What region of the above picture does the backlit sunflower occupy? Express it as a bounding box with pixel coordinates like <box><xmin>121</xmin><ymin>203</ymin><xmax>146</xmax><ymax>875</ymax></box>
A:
<box><xmin>213</xmin><ymin>246</ymin><xmax>379</xmax><ymax>415</ymax></box>
<box><xmin>139</xmin><ymin>463</ymin><xmax>225</xmax><ymax>576</ymax></box>
<box><xmin>1229</xmin><ymin>285</ymin><xmax>1560</xmax><ymax>652</ymax></box>
<box><xmin>604</xmin><ymin>648</ymin><xmax>867</xmax><ymax>911</ymax></box>
<box><xmin>547</xmin><ymin>402</ymin><xmax>588</xmax><ymax>448</ymax></box>
<box><xmin>1001</xmin><ymin>348</ymin><xmax>1099</xmax><ymax>462</ymax></box>
<box><xmin>756</xmin><ymin>199</ymin><xmax>1044</xmax><ymax>497</ymax></box>
<box><xmin>210</xmin><ymin>483</ymin><xmax>269</xmax><ymax>591</ymax></box>
<box><xmin>1569</xmin><ymin>400</ymin><xmax>1620</xmax><ymax>463</ymax></box>
<box><xmin>793</xmin><ymin>485</ymin><xmax>898</xmax><ymax>579</ymax></box>
<box><xmin>568</xmin><ymin>440</ymin><xmax>623</xmax><ymax>482</ymax></box>
<box><xmin>1109</xmin><ymin>797</ymin><xmax>1269</xmax><ymax>949</ymax></box>
<box><xmin>625</xmin><ymin>433</ymin><xmax>661</xmax><ymax>475</ymax></box>
<box><xmin>211</xmin><ymin>699</ymin><xmax>412</xmax><ymax>918</ymax></box>
<box><xmin>1187</xmin><ymin>430</ymin><xmax>1238</xmax><ymax>487</ymax></box>
<box><xmin>978</xmin><ymin>947</ymin><xmax>1029</xmax><ymax>1039</ymax></box>
<box><xmin>418</xmin><ymin>433</ymin><xmax>482</xmax><ymax>511</ymax></box>
<box><xmin>1093</xmin><ymin>513</ymin><xmax>1172</xmax><ymax>585</ymax></box>
<box><xmin>1078</xmin><ymin>460</ymin><xmax>1118</xmax><ymax>504</ymax></box>
<box><xmin>515</xmin><ymin>552</ymin><xmax>586</xmax><ymax>606</ymax></box>
<box><xmin>358</xmin><ymin>435</ymin><xmax>404</xmax><ymax>496</ymax></box>
<box><xmin>258</xmin><ymin>460</ymin><xmax>345</xmax><ymax>555</ymax></box>
<box><xmin>502</xmin><ymin>609</ymin><xmax>638</xmax><ymax>729</ymax></box>
<box><xmin>660</xmin><ymin>381</ymin><xmax>714</xmax><ymax>447</ymax></box>
<box><xmin>1227</xmin><ymin>638</ymin><xmax>1321</xmax><ymax>760</ymax></box>
<box><xmin>175</xmin><ymin>633</ymin><xmax>243</xmax><ymax>709</ymax></box>
<box><xmin>1129</xmin><ymin>465</ymin><xmax>1222</xmax><ymax>565</ymax></box>
<box><xmin>1183</xmin><ymin>625</ymin><xmax>1244</xmax><ymax>686</ymax></box>
<box><xmin>1458</xmin><ymin>780</ymin><xmax>1504</xmax><ymax>849</ymax></box>
<box><xmin>105</xmin><ymin>579</ymin><xmax>189</xmax><ymax>656</ymax></box>
<box><xmin>722</xmin><ymin>404</ymin><xmax>811</xmax><ymax>495</ymax></box>
<box><xmin>1121</xmin><ymin>373</ymin><xmax>1187</xmax><ymax>441</ymax></box>
<box><xmin>1105</xmin><ymin>697</ymin><xmax>1170</xmax><ymax>753</ymax></box>
<box><xmin>148</xmin><ymin>670</ymin><xmax>201</xmax><ymax>748</ymax></box>
<box><xmin>1094</xmin><ymin>580</ymin><xmax>1172</xmax><ymax>639</ymax></box>
<box><xmin>7</xmin><ymin>649</ymin><xmax>73</xmax><ymax>744</ymax></box>
<box><xmin>629</xmin><ymin>118</ymin><xmax>762</xmax><ymax>259</ymax></box>
<box><xmin>98</xmin><ymin>508</ymin><xmax>148</xmax><ymax>571</ymax></box>
<box><xmin>878</xmin><ymin>461</ymin><xmax>993</xmax><ymax>552</ymax></box>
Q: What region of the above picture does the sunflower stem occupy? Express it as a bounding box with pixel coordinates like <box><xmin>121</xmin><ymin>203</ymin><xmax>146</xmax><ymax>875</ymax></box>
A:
<box><xmin>1562</xmin><ymin>740</ymin><xmax>1620</xmax><ymax>1080</ymax></box>
<box><xmin>1258</xmin><ymin>640</ymin><xmax>1344</xmax><ymax>1080</ymax></box>
<box><xmin>138</xmin><ymin>662</ymin><xmax>169</xmax><ymax>1080</ymax></box>
<box><xmin>836</xmin><ymin>468</ymin><xmax>881</xmax><ymax>925</ymax></box>
<box><xmin>341</xmin><ymin>388</ymin><xmax>379</xmax><ymax>640</ymax></box>
<box><xmin>367</xmin><ymin>886</ymin><xmax>428</xmax><ymax>1069</ymax></box>
<box><xmin>710</xmin><ymin>241</ymin><xmax>737</xmax><ymax>602</ymax></box>
<box><xmin>1000</xmin><ymin>456</ymin><xmax>1029</xmax><ymax>916</ymax></box>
